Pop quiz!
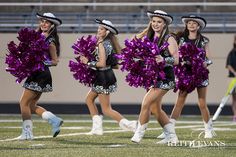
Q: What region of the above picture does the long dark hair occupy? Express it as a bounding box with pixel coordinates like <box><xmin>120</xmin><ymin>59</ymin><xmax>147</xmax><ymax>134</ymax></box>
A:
<box><xmin>37</xmin><ymin>23</ymin><xmax>60</xmax><ymax>57</ymax></box>
<box><xmin>104</xmin><ymin>32</ymin><xmax>122</xmax><ymax>54</ymax></box>
<box><xmin>47</xmin><ymin>27</ymin><xmax>60</xmax><ymax>57</ymax></box>
<box><xmin>183</xmin><ymin>27</ymin><xmax>200</xmax><ymax>38</ymax></box>
<box><xmin>175</xmin><ymin>26</ymin><xmax>203</xmax><ymax>46</ymax></box>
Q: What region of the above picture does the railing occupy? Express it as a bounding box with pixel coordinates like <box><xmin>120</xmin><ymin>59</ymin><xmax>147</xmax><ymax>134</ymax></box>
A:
<box><xmin>0</xmin><ymin>12</ymin><xmax>236</xmax><ymax>33</ymax></box>
<box><xmin>1</xmin><ymin>2</ymin><xmax>236</xmax><ymax>7</ymax></box>
<box><xmin>0</xmin><ymin>2</ymin><xmax>236</xmax><ymax>33</ymax></box>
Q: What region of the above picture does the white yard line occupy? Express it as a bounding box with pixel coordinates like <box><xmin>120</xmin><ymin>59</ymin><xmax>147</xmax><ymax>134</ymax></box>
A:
<box><xmin>0</xmin><ymin>124</ymin><xmax>199</xmax><ymax>142</ymax></box>
<box><xmin>0</xmin><ymin>120</ymin><xmax>235</xmax><ymax>142</ymax></box>
<box><xmin>0</xmin><ymin>119</ymin><xmax>234</xmax><ymax>124</ymax></box>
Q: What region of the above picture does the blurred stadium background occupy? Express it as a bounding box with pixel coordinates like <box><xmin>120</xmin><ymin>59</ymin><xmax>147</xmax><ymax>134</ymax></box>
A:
<box><xmin>0</xmin><ymin>0</ymin><xmax>236</xmax><ymax>116</ymax></box>
<box><xmin>1</xmin><ymin>0</ymin><xmax>236</xmax><ymax>33</ymax></box>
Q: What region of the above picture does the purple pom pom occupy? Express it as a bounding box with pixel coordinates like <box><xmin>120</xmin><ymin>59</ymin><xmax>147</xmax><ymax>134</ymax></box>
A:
<box><xmin>116</xmin><ymin>36</ymin><xmax>168</xmax><ymax>89</ymax></box>
<box><xmin>69</xmin><ymin>35</ymin><xmax>97</xmax><ymax>87</ymax></box>
<box><xmin>5</xmin><ymin>28</ymin><xmax>49</xmax><ymax>83</ymax></box>
<box><xmin>174</xmin><ymin>43</ymin><xmax>209</xmax><ymax>93</ymax></box>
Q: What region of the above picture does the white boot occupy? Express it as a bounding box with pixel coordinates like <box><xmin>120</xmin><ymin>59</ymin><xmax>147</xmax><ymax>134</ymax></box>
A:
<box><xmin>157</xmin><ymin>118</ymin><xmax>176</xmax><ymax>139</ymax></box>
<box><xmin>131</xmin><ymin>121</ymin><xmax>148</xmax><ymax>143</ymax></box>
<box><xmin>157</xmin><ymin>131</ymin><xmax>166</xmax><ymax>139</ymax></box>
<box><xmin>87</xmin><ymin>115</ymin><xmax>103</xmax><ymax>135</ymax></box>
<box><xmin>204</xmin><ymin>119</ymin><xmax>216</xmax><ymax>138</ymax></box>
<box><xmin>119</xmin><ymin>119</ymin><xmax>137</xmax><ymax>132</ymax></box>
<box><xmin>16</xmin><ymin>120</ymin><xmax>34</xmax><ymax>140</ymax></box>
<box><xmin>42</xmin><ymin>111</ymin><xmax>63</xmax><ymax>137</ymax></box>
<box><xmin>156</xmin><ymin>122</ymin><xmax>178</xmax><ymax>144</ymax></box>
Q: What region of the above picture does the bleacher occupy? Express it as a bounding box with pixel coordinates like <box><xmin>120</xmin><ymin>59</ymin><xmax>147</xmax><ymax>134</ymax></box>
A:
<box><xmin>0</xmin><ymin>1</ymin><xmax>236</xmax><ymax>33</ymax></box>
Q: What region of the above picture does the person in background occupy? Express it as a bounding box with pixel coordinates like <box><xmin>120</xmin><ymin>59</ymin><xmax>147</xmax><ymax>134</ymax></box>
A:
<box><xmin>226</xmin><ymin>35</ymin><xmax>236</xmax><ymax>122</ymax></box>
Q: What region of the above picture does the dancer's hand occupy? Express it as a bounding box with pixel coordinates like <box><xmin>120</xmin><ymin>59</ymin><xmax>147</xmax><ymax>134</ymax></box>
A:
<box><xmin>155</xmin><ymin>55</ymin><xmax>164</xmax><ymax>63</ymax></box>
<box><xmin>96</xmin><ymin>34</ymin><xmax>104</xmax><ymax>45</ymax></box>
<box><xmin>80</xmin><ymin>56</ymin><xmax>88</xmax><ymax>64</ymax></box>
<box><xmin>43</xmin><ymin>60</ymin><xmax>53</xmax><ymax>66</ymax></box>
<box><xmin>182</xmin><ymin>60</ymin><xmax>191</xmax><ymax>65</ymax></box>
<box><xmin>203</xmin><ymin>61</ymin><xmax>208</xmax><ymax>68</ymax></box>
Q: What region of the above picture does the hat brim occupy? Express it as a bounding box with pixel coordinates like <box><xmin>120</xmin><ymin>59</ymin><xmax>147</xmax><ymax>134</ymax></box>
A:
<box><xmin>36</xmin><ymin>13</ymin><xmax>62</xmax><ymax>26</ymax></box>
<box><xmin>147</xmin><ymin>11</ymin><xmax>173</xmax><ymax>25</ymax></box>
<box><xmin>182</xmin><ymin>17</ymin><xmax>206</xmax><ymax>30</ymax></box>
<box><xmin>95</xmin><ymin>19</ymin><xmax>118</xmax><ymax>35</ymax></box>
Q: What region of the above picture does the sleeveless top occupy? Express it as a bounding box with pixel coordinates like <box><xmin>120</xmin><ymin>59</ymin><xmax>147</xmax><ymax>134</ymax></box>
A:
<box><xmin>179</xmin><ymin>35</ymin><xmax>209</xmax><ymax>49</ymax></box>
<box><xmin>91</xmin><ymin>39</ymin><xmax>117</xmax><ymax>94</ymax></box>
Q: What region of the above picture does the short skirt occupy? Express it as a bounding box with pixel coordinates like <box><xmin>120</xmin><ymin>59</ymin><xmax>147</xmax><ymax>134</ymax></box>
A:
<box><xmin>153</xmin><ymin>66</ymin><xmax>175</xmax><ymax>90</ymax></box>
<box><xmin>23</xmin><ymin>66</ymin><xmax>52</xmax><ymax>92</ymax></box>
<box><xmin>92</xmin><ymin>67</ymin><xmax>117</xmax><ymax>94</ymax></box>
<box><xmin>197</xmin><ymin>79</ymin><xmax>209</xmax><ymax>88</ymax></box>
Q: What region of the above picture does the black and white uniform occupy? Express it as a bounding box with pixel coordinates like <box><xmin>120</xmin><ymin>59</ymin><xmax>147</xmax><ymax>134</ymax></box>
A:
<box><xmin>22</xmin><ymin>37</ymin><xmax>55</xmax><ymax>92</ymax></box>
<box><xmin>179</xmin><ymin>35</ymin><xmax>210</xmax><ymax>87</ymax></box>
<box><xmin>92</xmin><ymin>39</ymin><xmax>117</xmax><ymax>94</ymax></box>
<box><xmin>153</xmin><ymin>34</ymin><xmax>175</xmax><ymax>90</ymax></box>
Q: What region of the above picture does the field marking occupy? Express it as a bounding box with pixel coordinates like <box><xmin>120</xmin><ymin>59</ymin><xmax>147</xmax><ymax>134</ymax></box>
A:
<box><xmin>0</xmin><ymin>126</ymin><xmax>22</xmax><ymax>129</ymax></box>
<box><xmin>0</xmin><ymin>119</ymin><xmax>235</xmax><ymax>124</ymax></box>
<box><xmin>0</xmin><ymin>124</ymin><xmax>201</xmax><ymax>142</ymax></box>
<box><xmin>0</xmin><ymin>120</ymin><xmax>235</xmax><ymax>142</ymax></box>
<box><xmin>0</xmin><ymin>120</ymin><xmax>234</xmax><ymax>130</ymax></box>
<box><xmin>105</xmin><ymin>144</ymin><xmax>127</xmax><ymax>148</ymax></box>
<box><xmin>192</xmin><ymin>127</ymin><xmax>236</xmax><ymax>131</ymax></box>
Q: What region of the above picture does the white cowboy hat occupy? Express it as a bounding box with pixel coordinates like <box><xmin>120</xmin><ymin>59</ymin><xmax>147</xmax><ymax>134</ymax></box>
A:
<box><xmin>182</xmin><ymin>15</ymin><xmax>207</xmax><ymax>30</ymax></box>
<box><xmin>36</xmin><ymin>13</ymin><xmax>62</xmax><ymax>26</ymax></box>
<box><xmin>95</xmin><ymin>19</ymin><xmax>118</xmax><ymax>35</ymax></box>
<box><xmin>147</xmin><ymin>10</ymin><xmax>173</xmax><ymax>25</ymax></box>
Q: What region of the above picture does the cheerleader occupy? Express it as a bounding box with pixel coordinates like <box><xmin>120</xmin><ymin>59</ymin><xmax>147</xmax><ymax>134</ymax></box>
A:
<box><xmin>157</xmin><ymin>15</ymin><xmax>216</xmax><ymax>139</ymax></box>
<box><xmin>17</xmin><ymin>13</ymin><xmax>63</xmax><ymax>140</ymax></box>
<box><xmin>131</xmin><ymin>10</ymin><xmax>179</xmax><ymax>144</ymax></box>
<box><xmin>80</xmin><ymin>19</ymin><xmax>137</xmax><ymax>135</ymax></box>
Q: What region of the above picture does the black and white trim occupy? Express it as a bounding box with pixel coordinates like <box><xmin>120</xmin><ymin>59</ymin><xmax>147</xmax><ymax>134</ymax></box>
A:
<box><xmin>95</xmin><ymin>19</ymin><xmax>118</xmax><ymax>35</ymax></box>
<box><xmin>23</xmin><ymin>81</ymin><xmax>53</xmax><ymax>92</ymax></box>
<box><xmin>182</xmin><ymin>15</ymin><xmax>207</xmax><ymax>30</ymax></box>
<box><xmin>147</xmin><ymin>10</ymin><xmax>173</xmax><ymax>25</ymax></box>
<box><xmin>36</xmin><ymin>13</ymin><xmax>62</xmax><ymax>26</ymax></box>
<box><xmin>92</xmin><ymin>83</ymin><xmax>117</xmax><ymax>94</ymax></box>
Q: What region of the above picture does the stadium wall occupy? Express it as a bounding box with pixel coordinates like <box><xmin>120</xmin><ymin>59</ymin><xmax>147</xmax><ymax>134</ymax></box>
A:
<box><xmin>0</xmin><ymin>33</ymin><xmax>234</xmax><ymax>115</ymax></box>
